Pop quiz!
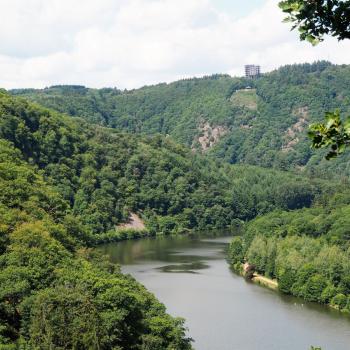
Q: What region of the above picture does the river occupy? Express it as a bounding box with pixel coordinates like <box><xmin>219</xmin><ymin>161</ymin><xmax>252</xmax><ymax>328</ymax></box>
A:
<box><xmin>99</xmin><ymin>232</ymin><xmax>350</xmax><ymax>350</ymax></box>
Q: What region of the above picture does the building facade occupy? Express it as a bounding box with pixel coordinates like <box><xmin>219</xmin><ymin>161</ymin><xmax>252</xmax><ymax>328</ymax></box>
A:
<box><xmin>245</xmin><ymin>65</ymin><xmax>261</xmax><ymax>78</ymax></box>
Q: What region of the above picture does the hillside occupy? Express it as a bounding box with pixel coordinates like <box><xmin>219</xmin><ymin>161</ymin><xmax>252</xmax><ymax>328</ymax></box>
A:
<box><xmin>229</xmin><ymin>189</ymin><xmax>350</xmax><ymax>312</ymax></box>
<box><xmin>0</xmin><ymin>91</ymin><xmax>326</xmax><ymax>237</ymax></box>
<box><xmin>11</xmin><ymin>61</ymin><xmax>350</xmax><ymax>177</ymax></box>
<box><xmin>0</xmin><ymin>102</ymin><xmax>193</xmax><ymax>348</ymax></box>
<box><xmin>0</xmin><ymin>90</ymin><xmax>337</xmax><ymax>348</ymax></box>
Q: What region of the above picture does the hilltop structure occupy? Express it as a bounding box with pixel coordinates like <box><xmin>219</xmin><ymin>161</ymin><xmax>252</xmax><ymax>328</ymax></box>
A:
<box><xmin>245</xmin><ymin>65</ymin><xmax>261</xmax><ymax>78</ymax></box>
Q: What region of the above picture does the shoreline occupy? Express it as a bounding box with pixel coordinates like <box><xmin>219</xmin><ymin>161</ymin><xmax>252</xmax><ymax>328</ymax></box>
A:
<box><xmin>237</xmin><ymin>265</ymin><xmax>349</xmax><ymax>315</ymax></box>
<box><xmin>251</xmin><ymin>273</ymin><xmax>279</xmax><ymax>290</ymax></box>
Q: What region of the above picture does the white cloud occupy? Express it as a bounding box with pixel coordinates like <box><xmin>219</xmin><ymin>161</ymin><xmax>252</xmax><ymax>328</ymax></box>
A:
<box><xmin>0</xmin><ymin>0</ymin><xmax>349</xmax><ymax>89</ymax></box>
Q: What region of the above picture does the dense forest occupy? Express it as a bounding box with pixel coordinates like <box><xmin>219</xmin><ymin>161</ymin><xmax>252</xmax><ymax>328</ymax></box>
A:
<box><xmin>0</xmin><ymin>90</ymin><xmax>334</xmax><ymax>348</ymax></box>
<box><xmin>0</xmin><ymin>91</ymin><xmax>324</xmax><ymax>237</ymax></box>
<box><xmin>229</xmin><ymin>190</ymin><xmax>350</xmax><ymax>312</ymax></box>
<box><xmin>11</xmin><ymin>62</ymin><xmax>350</xmax><ymax>177</ymax></box>
<box><xmin>0</xmin><ymin>102</ymin><xmax>193</xmax><ymax>348</ymax></box>
<box><xmin>3</xmin><ymin>0</ymin><xmax>350</xmax><ymax>346</ymax></box>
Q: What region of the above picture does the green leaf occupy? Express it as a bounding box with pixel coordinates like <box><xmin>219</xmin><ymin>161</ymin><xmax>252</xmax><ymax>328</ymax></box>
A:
<box><xmin>338</xmin><ymin>143</ymin><xmax>346</xmax><ymax>153</ymax></box>
<box><xmin>278</xmin><ymin>2</ymin><xmax>294</xmax><ymax>11</ymax></box>
<box><xmin>283</xmin><ymin>17</ymin><xmax>293</xmax><ymax>23</ymax></box>
<box><xmin>305</xmin><ymin>35</ymin><xmax>320</xmax><ymax>46</ymax></box>
<box><xmin>325</xmin><ymin>151</ymin><xmax>337</xmax><ymax>160</ymax></box>
<box><xmin>343</xmin><ymin>117</ymin><xmax>350</xmax><ymax>134</ymax></box>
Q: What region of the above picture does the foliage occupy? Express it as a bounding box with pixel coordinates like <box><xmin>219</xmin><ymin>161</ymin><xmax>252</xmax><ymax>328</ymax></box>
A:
<box><xmin>228</xmin><ymin>237</ymin><xmax>244</xmax><ymax>264</ymax></box>
<box><xmin>94</xmin><ymin>228</ymin><xmax>151</xmax><ymax>244</ymax></box>
<box><xmin>0</xmin><ymin>62</ymin><xmax>350</xmax><ymax>344</ymax></box>
<box><xmin>309</xmin><ymin>110</ymin><xmax>350</xmax><ymax>159</ymax></box>
<box><xmin>279</xmin><ymin>2</ymin><xmax>350</xmax><ymax>161</ymax></box>
<box><xmin>0</xmin><ymin>91</ymin><xmax>332</xmax><ymax>348</ymax></box>
<box><xmin>0</xmin><ymin>91</ymin><xmax>324</xmax><ymax>237</ymax></box>
<box><xmin>11</xmin><ymin>63</ymin><xmax>350</xmax><ymax>177</ymax></box>
<box><xmin>229</xmin><ymin>191</ymin><xmax>350</xmax><ymax>311</ymax></box>
<box><xmin>279</xmin><ymin>0</ymin><xmax>350</xmax><ymax>44</ymax></box>
<box><xmin>0</xmin><ymin>134</ymin><xmax>192</xmax><ymax>348</ymax></box>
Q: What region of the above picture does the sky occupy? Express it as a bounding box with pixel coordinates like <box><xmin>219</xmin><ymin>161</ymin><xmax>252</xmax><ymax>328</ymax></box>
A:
<box><xmin>1</xmin><ymin>0</ymin><xmax>350</xmax><ymax>90</ymax></box>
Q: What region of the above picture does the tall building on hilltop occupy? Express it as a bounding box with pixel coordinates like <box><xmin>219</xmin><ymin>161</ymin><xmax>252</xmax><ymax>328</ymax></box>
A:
<box><xmin>245</xmin><ymin>65</ymin><xmax>261</xmax><ymax>78</ymax></box>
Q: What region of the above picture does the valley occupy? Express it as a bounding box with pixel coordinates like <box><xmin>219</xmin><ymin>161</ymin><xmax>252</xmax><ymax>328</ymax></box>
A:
<box><xmin>2</xmin><ymin>1</ymin><xmax>350</xmax><ymax>349</ymax></box>
<box><xmin>1</xmin><ymin>63</ymin><xmax>350</xmax><ymax>349</ymax></box>
<box><xmin>99</xmin><ymin>232</ymin><xmax>350</xmax><ymax>350</ymax></box>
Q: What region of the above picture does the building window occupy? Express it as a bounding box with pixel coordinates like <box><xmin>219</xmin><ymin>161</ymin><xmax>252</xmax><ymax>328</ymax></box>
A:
<box><xmin>245</xmin><ymin>65</ymin><xmax>261</xmax><ymax>79</ymax></box>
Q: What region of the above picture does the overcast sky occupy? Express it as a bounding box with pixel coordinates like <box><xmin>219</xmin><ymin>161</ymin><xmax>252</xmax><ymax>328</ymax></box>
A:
<box><xmin>1</xmin><ymin>0</ymin><xmax>350</xmax><ymax>89</ymax></box>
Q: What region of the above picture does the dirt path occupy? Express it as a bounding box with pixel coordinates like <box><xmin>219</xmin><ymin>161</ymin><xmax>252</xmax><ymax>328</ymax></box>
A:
<box><xmin>117</xmin><ymin>213</ymin><xmax>146</xmax><ymax>230</ymax></box>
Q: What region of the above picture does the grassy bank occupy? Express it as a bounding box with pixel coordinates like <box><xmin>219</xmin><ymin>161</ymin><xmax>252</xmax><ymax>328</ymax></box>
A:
<box><xmin>230</xmin><ymin>262</ymin><xmax>279</xmax><ymax>291</ymax></box>
<box><xmin>251</xmin><ymin>273</ymin><xmax>279</xmax><ymax>290</ymax></box>
<box><xmin>92</xmin><ymin>228</ymin><xmax>152</xmax><ymax>245</ymax></box>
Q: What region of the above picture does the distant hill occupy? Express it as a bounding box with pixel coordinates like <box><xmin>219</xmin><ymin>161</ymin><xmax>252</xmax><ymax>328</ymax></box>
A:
<box><xmin>0</xmin><ymin>91</ymin><xmax>324</xmax><ymax>237</ymax></box>
<box><xmin>11</xmin><ymin>61</ymin><xmax>350</xmax><ymax>177</ymax></box>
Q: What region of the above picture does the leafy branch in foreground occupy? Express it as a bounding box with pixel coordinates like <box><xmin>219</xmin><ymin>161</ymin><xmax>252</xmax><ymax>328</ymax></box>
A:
<box><xmin>279</xmin><ymin>1</ymin><xmax>350</xmax><ymax>160</ymax></box>
<box><xmin>279</xmin><ymin>0</ymin><xmax>350</xmax><ymax>45</ymax></box>
<box><xmin>308</xmin><ymin>110</ymin><xmax>350</xmax><ymax>159</ymax></box>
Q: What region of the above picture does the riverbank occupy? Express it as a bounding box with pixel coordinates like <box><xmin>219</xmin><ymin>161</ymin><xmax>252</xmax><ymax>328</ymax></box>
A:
<box><xmin>92</xmin><ymin>227</ymin><xmax>152</xmax><ymax>244</ymax></box>
<box><xmin>93</xmin><ymin>226</ymin><xmax>238</xmax><ymax>246</ymax></box>
<box><xmin>234</xmin><ymin>262</ymin><xmax>279</xmax><ymax>291</ymax></box>
<box><xmin>234</xmin><ymin>263</ymin><xmax>350</xmax><ymax>315</ymax></box>
<box><xmin>101</xmin><ymin>232</ymin><xmax>350</xmax><ymax>350</ymax></box>
<box><xmin>251</xmin><ymin>273</ymin><xmax>278</xmax><ymax>290</ymax></box>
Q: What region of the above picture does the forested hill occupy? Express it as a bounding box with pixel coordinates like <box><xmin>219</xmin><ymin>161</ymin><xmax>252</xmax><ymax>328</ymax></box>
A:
<box><xmin>229</xmin><ymin>187</ymin><xmax>350</xmax><ymax>312</ymax></box>
<box><xmin>11</xmin><ymin>61</ymin><xmax>350</xmax><ymax>177</ymax></box>
<box><xmin>0</xmin><ymin>91</ymin><xmax>324</xmax><ymax>237</ymax></box>
<box><xmin>0</xmin><ymin>92</ymin><xmax>193</xmax><ymax>348</ymax></box>
<box><xmin>0</xmin><ymin>90</ymin><xmax>334</xmax><ymax>347</ymax></box>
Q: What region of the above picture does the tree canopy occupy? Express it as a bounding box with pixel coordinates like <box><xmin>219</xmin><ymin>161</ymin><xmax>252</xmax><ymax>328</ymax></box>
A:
<box><xmin>279</xmin><ymin>0</ymin><xmax>350</xmax><ymax>44</ymax></box>
<box><xmin>229</xmin><ymin>189</ymin><xmax>350</xmax><ymax>311</ymax></box>
<box><xmin>0</xmin><ymin>86</ymin><xmax>341</xmax><ymax>347</ymax></box>
<box><xmin>0</xmin><ymin>92</ymin><xmax>196</xmax><ymax>348</ymax></box>
<box><xmin>0</xmin><ymin>91</ymin><xmax>325</xmax><ymax>238</ymax></box>
<box><xmin>11</xmin><ymin>62</ymin><xmax>350</xmax><ymax>176</ymax></box>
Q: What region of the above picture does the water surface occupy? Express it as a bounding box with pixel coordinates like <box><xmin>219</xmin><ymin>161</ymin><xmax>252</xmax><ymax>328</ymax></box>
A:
<box><xmin>100</xmin><ymin>233</ymin><xmax>350</xmax><ymax>350</ymax></box>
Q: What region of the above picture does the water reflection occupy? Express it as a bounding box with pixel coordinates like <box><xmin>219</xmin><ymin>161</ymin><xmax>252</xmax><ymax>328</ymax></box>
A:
<box><xmin>157</xmin><ymin>261</ymin><xmax>210</xmax><ymax>273</ymax></box>
<box><xmin>99</xmin><ymin>232</ymin><xmax>350</xmax><ymax>350</ymax></box>
<box><xmin>100</xmin><ymin>232</ymin><xmax>229</xmax><ymax>266</ymax></box>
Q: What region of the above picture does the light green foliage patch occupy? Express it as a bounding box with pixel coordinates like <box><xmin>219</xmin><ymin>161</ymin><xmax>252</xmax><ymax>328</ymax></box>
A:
<box><xmin>230</xmin><ymin>89</ymin><xmax>258</xmax><ymax>111</ymax></box>
<box><xmin>229</xmin><ymin>191</ymin><xmax>350</xmax><ymax>311</ymax></box>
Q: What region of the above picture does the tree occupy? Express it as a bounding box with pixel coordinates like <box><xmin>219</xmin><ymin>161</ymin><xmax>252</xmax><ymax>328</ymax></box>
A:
<box><xmin>303</xmin><ymin>274</ymin><xmax>328</xmax><ymax>302</ymax></box>
<box><xmin>228</xmin><ymin>237</ymin><xmax>244</xmax><ymax>265</ymax></box>
<box><xmin>23</xmin><ymin>286</ymin><xmax>101</xmax><ymax>349</ymax></box>
<box><xmin>279</xmin><ymin>0</ymin><xmax>350</xmax><ymax>157</ymax></box>
<box><xmin>278</xmin><ymin>269</ymin><xmax>296</xmax><ymax>294</ymax></box>
<box><xmin>308</xmin><ymin>110</ymin><xmax>350</xmax><ymax>159</ymax></box>
<box><xmin>279</xmin><ymin>0</ymin><xmax>350</xmax><ymax>44</ymax></box>
<box><xmin>331</xmin><ymin>293</ymin><xmax>348</xmax><ymax>309</ymax></box>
